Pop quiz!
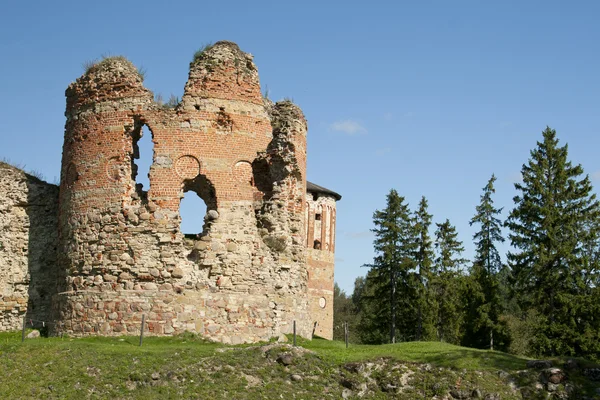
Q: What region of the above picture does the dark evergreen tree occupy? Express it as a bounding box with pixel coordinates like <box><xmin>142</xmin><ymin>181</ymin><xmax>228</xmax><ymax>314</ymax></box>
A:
<box><xmin>414</xmin><ymin>196</ymin><xmax>436</xmax><ymax>341</ymax></box>
<box><xmin>464</xmin><ymin>175</ymin><xmax>506</xmax><ymax>350</ymax></box>
<box><xmin>363</xmin><ymin>189</ymin><xmax>417</xmax><ymax>343</ymax></box>
<box><xmin>506</xmin><ymin>127</ymin><xmax>600</xmax><ymax>358</ymax></box>
<box><xmin>432</xmin><ymin>219</ymin><xmax>467</xmax><ymax>344</ymax></box>
<box><xmin>355</xmin><ymin>270</ymin><xmax>389</xmax><ymax>344</ymax></box>
<box><xmin>333</xmin><ymin>283</ymin><xmax>359</xmax><ymax>342</ymax></box>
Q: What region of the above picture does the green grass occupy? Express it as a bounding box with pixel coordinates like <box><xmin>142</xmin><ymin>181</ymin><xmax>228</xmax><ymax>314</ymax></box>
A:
<box><xmin>192</xmin><ymin>42</ymin><xmax>214</xmax><ymax>63</ymax></box>
<box><xmin>82</xmin><ymin>55</ymin><xmax>145</xmax><ymax>81</ymax></box>
<box><xmin>300</xmin><ymin>337</ymin><xmax>527</xmax><ymax>371</ymax></box>
<box><xmin>1</xmin><ymin>332</ymin><xmax>598</xmax><ymax>399</ymax></box>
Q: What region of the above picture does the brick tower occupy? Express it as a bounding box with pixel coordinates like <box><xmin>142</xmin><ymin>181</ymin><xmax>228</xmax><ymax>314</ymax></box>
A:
<box><xmin>51</xmin><ymin>41</ymin><xmax>338</xmax><ymax>343</ymax></box>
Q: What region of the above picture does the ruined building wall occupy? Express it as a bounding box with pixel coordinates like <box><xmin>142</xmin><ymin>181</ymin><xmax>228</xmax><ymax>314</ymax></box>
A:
<box><xmin>306</xmin><ymin>193</ymin><xmax>337</xmax><ymax>339</ymax></box>
<box><xmin>0</xmin><ymin>162</ymin><xmax>58</xmax><ymax>330</ymax></box>
<box><xmin>54</xmin><ymin>42</ymin><xmax>313</xmax><ymax>342</ymax></box>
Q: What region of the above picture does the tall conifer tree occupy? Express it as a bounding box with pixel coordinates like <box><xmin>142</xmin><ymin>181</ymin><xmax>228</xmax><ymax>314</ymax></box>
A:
<box><xmin>465</xmin><ymin>174</ymin><xmax>505</xmax><ymax>350</ymax></box>
<box><xmin>433</xmin><ymin>219</ymin><xmax>467</xmax><ymax>344</ymax></box>
<box><xmin>507</xmin><ymin>127</ymin><xmax>600</xmax><ymax>357</ymax></box>
<box><xmin>414</xmin><ymin>196</ymin><xmax>436</xmax><ymax>341</ymax></box>
<box><xmin>363</xmin><ymin>189</ymin><xmax>417</xmax><ymax>343</ymax></box>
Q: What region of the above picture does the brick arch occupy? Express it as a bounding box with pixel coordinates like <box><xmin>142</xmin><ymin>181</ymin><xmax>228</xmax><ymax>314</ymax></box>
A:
<box><xmin>232</xmin><ymin>160</ymin><xmax>253</xmax><ymax>186</ymax></box>
<box><xmin>181</xmin><ymin>173</ymin><xmax>217</xmax><ymax>212</ymax></box>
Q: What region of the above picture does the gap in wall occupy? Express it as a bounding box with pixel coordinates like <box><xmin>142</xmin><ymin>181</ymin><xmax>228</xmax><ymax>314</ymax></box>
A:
<box><xmin>132</xmin><ymin>125</ymin><xmax>153</xmax><ymax>193</ymax></box>
<box><xmin>180</xmin><ymin>191</ymin><xmax>207</xmax><ymax>237</ymax></box>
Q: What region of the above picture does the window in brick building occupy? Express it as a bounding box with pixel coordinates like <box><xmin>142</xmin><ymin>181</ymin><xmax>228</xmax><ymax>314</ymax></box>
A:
<box><xmin>180</xmin><ymin>191</ymin><xmax>207</xmax><ymax>236</ymax></box>
<box><xmin>131</xmin><ymin>124</ymin><xmax>154</xmax><ymax>194</ymax></box>
<box><xmin>181</xmin><ymin>174</ymin><xmax>217</xmax><ymax>238</ymax></box>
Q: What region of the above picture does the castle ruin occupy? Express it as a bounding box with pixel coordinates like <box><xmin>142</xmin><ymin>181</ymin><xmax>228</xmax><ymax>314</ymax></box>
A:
<box><xmin>0</xmin><ymin>41</ymin><xmax>340</xmax><ymax>343</ymax></box>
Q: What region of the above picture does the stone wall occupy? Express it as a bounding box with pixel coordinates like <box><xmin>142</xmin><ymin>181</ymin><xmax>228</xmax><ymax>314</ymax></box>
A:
<box><xmin>54</xmin><ymin>41</ymin><xmax>313</xmax><ymax>341</ymax></box>
<box><xmin>0</xmin><ymin>42</ymin><xmax>340</xmax><ymax>343</ymax></box>
<box><xmin>0</xmin><ymin>162</ymin><xmax>58</xmax><ymax>330</ymax></box>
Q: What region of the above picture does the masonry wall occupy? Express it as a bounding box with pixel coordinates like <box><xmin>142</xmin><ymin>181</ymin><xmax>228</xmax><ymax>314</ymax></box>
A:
<box><xmin>0</xmin><ymin>163</ymin><xmax>58</xmax><ymax>331</ymax></box>
<box><xmin>306</xmin><ymin>194</ymin><xmax>337</xmax><ymax>339</ymax></box>
<box><xmin>54</xmin><ymin>42</ymin><xmax>313</xmax><ymax>342</ymax></box>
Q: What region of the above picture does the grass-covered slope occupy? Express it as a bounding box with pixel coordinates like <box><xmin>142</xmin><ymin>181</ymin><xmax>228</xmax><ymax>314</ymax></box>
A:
<box><xmin>0</xmin><ymin>332</ymin><xmax>598</xmax><ymax>399</ymax></box>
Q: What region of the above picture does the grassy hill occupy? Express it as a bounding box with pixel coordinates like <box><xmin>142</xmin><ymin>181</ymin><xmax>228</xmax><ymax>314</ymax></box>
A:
<box><xmin>0</xmin><ymin>332</ymin><xmax>598</xmax><ymax>399</ymax></box>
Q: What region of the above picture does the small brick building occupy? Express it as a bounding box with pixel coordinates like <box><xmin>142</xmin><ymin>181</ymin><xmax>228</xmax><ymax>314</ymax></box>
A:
<box><xmin>0</xmin><ymin>41</ymin><xmax>340</xmax><ymax>342</ymax></box>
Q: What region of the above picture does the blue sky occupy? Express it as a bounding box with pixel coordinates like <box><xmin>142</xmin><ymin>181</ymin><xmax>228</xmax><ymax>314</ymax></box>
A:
<box><xmin>2</xmin><ymin>1</ymin><xmax>600</xmax><ymax>293</ymax></box>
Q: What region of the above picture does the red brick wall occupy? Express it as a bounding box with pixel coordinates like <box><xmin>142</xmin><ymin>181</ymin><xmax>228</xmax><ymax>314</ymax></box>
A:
<box><xmin>55</xmin><ymin>42</ymin><xmax>314</xmax><ymax>342</ymax></box>
<box><xmin>305</xmin><ymin>194</ymin><xmax>337</xmax><ymax>339</ymax></box>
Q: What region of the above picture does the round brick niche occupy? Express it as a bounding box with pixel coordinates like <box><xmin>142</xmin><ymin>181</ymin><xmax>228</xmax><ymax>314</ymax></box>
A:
<box><xmin>175</xmin><ymin>155</ymin><xmax>201</xmax><ymax>179</ymax></box>
<box><xmin>319</xmin><ymin>297</ymin><xmax>326</xmax><ymax>308</ymax></box>
<box><xmin>106</xmin><ymin>157</ymin><xmax>126</xmax><ymax>181</ymax></box>
<box><xmin>233</xmin><ymin>160</ymin><xmax>253</xmax><ymax>186</ymax></box>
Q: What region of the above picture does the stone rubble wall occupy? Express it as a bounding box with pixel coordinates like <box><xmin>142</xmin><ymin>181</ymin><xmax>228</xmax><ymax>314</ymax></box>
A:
<box><xmin>54</xmin><ymin>41</ymin><xmax>313</xmax><ymax>341</ymax></box>
<box><xmin>0</xmin><ymin>163</ymin><xmax>58</xmax><ymax>330</ymax></box>
<box><xmin>0</xmin><ymin>42</ymin><xmax>338</xmax><ymax>342</ymax></box>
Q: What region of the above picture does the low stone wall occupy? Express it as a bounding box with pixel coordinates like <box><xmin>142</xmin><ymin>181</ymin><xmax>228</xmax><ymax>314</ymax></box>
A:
<box><xmin>53</xmin><ymin>288</ymin><xmax>311</xmax><ymax>343</ymax></box>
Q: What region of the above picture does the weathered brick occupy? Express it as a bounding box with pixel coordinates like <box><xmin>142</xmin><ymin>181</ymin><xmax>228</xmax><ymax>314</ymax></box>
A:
<box><xmin>0</xmin><ymin>41</ymin><xmax>341</xmax><ymax>342</ymax></box>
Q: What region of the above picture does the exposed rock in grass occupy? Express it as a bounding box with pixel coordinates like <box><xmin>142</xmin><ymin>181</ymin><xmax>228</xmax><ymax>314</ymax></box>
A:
<box><xmin>543</xmin><ymin>367</ymin><xmax>567</xmax><ymax>384</ymax></box>
<box><xmin>26</xmin><ymin>330</ymin><xmax>40</xmax><ymax>339</ymax></box>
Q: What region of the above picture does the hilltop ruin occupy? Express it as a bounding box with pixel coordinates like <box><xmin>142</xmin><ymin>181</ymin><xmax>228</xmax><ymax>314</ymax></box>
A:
<box><xmin>0</xmin><ymin>41</ymin><xmax>340</xmax><ymax>343</ymax></box>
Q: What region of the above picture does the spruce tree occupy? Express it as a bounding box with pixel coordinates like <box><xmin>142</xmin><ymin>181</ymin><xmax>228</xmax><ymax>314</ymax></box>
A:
<box><xmin>414</xmin><ymin>196</ymin><xmax>436</xmax><ymax>341</ymax></box>
<box><xmin>465</xmin><ymin>174</ymin><xmax>505</xmax><ymax>350</ymax></box>
<box><xmin>432</xmin><ymin>219</ymin><xmax>467</xmax><ymax>344</ymax></box>
<box><xmin>363</xmin><ymin>189</ymin><xmax>417</xmax><ymax>343</ymax></box>
<box><xmin>506</xmin><ymin>127</ymin><xmax>600</xmax><ymax>357</ymax></box>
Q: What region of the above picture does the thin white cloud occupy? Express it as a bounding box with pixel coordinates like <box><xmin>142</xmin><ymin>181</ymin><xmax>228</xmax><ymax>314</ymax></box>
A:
<box><xmin>345</xmin><ymin>230</ymin><xmax>373</xmax><ymax>239</ymax></box>
<box><xmin>383</xmin><ymin>111</ymin><xmax>413</xmax><ymax>122</ymax></box>
<box><xmin>375</xmin><ymin>147</ymin><xmax>392</xmax><ymax>156</ymax></box>
<box><xmin>329</xmin><ymin>120</ymin><xmax>367</xmax><ymax>135</ymax></box>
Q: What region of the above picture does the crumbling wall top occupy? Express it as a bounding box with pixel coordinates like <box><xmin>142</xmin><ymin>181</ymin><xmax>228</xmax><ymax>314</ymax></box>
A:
<box><xmin>183</xmin><ymin>41</ymin><xmax>263</xmax><ymax>106</ymax></box>
<box><xmin>65</xmin><ymin>57</ymin><xmax>152</xmax><ymax>116</ymax></box>
<box><xmin>270</xmin><ymin>100</ymin><xmax>308</xmax><ymax>135</ymax></box>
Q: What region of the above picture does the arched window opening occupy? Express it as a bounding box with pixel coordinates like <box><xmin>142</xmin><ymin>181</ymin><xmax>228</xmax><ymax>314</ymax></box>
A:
<box><xmin>181</xmin><ymin>174</ymin><xmax>217</xmax><ymax>239</ymax></box>
<box><xmin>131</xmin><ymin>124</ymin><xmax>154</xmax><ymax>197</ymax></box>
<box><xmin>180</xmin><ymin>191</ymin><xmax>207</xmax><ymax>238</ymax></box>
<box><xmin>313</xmin><ymin>240</ymin><xmax>321</xmax><ymax>250</ymax></box>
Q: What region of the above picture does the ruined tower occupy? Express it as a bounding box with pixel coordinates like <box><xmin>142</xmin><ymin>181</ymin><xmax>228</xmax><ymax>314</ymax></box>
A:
<box><xmin>47</xmin><ymin>41</ymin><xmax>341</xmax><ymax>342</ymax></box>
<box><xmin>306</xmin><ymin>182</ymin><xmax>340</xmax><ymax>338</ymax></box>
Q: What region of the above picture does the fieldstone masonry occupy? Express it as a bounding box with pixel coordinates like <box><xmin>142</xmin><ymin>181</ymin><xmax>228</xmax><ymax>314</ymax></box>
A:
<box><xmin>0</xmin><ymin>163</ymin><xmax>58</xmax><ymax>331</ymax></box>
<box><xmin>0</xmin><ymin>41</ymin><xmax>340</xmax><ymax>342</ymax></box>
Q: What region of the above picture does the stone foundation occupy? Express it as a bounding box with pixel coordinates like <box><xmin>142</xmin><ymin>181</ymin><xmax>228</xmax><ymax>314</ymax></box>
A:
<box><xmin>53</xmin><ymin>289</ymin><xmax>311</xmax><ymax>342</ymax></box>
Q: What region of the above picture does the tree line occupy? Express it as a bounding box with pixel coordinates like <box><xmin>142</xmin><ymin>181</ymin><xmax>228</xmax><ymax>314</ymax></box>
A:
<box><xmin>333</xmin><ymin>127</ymin><xmax>600</xmax><ymax>361</ymax></box>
